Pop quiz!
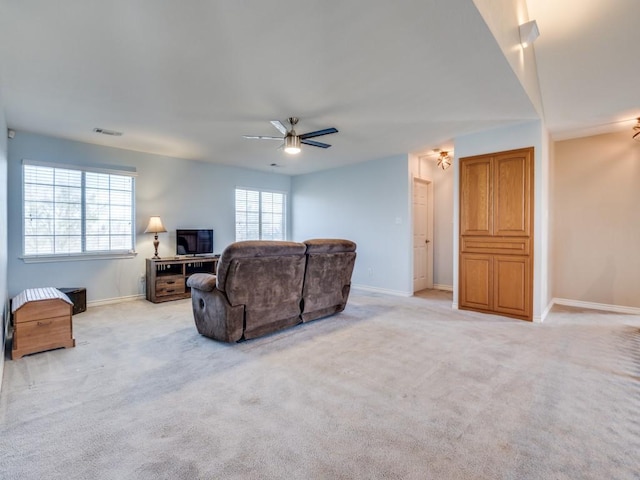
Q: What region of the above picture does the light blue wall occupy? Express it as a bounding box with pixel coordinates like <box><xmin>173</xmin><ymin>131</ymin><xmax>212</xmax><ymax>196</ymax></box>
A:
<box><xmin>7</xmin><ymin>132</ymin><xmax>291</xmax><ymax>302</ymax></box>
<box><xmin>453</xmin><ymin>120</ymin><xmax>550</xmax><ymax>320</ymax></box>
<box><xmin>0</xmin><ymin>92</ymin><xmax>8</xmax><ymax>386</ymax></box>
<box><xmin>432</xmin><ymin>167</ymin><xmax>454</xmax><ymax>288</ymax></box>
<box><xmin>291</xmin><ymin>155</ymin><xmax>412</xmax><ymax>295</ymax></box>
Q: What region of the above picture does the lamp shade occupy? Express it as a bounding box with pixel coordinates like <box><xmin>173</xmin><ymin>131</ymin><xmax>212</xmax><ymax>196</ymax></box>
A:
<box><xmin>144</xmin><ymin>216</ymin><xmax>167</xmax><ymax>234</ymax></box>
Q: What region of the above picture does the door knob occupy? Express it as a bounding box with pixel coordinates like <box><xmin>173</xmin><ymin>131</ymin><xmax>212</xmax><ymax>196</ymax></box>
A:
<box><xmin>425</xmin><ymin>240</ymin><xmax>430</xmax><ymax>244</ymax></box>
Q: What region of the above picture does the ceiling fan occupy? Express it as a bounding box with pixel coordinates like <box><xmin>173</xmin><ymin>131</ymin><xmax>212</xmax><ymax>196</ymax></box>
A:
<box><xmin>421</xmin><ymin>148</ymin><xmax>453</xmax><ymax>170</ymax></box>
<box><xmin>243</xmin><ymin>117</ymin><xmax>338</xmax><ymax>154</ymax></box>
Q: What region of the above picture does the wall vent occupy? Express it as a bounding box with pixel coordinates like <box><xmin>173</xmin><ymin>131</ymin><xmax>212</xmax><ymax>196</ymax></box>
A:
<box><xmin>93</xmin><ymin>128</ymin><xmax>123</xmax><ymax>136</ymax></box>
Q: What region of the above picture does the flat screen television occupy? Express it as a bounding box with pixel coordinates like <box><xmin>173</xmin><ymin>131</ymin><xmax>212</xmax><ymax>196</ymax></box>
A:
<box><xmin>176</xmin><ymin>229</ymin><xmax>214</xmax><ymax>256</ymax></box>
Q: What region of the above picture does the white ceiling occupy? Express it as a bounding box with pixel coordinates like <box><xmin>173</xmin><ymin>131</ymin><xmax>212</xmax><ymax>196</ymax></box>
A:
<box><xmin>0</xmin><ymin>1</ymin><xmax>638</xmax><ymax>175</ymax></box>
<box><xmin>527</xmin><ymin>0</ymin><xmax>640</xmax><ymax>140</ymax></box>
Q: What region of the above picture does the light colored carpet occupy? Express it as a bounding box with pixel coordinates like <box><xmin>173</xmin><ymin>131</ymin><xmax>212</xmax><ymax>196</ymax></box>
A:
<box><xmin>1</xmin><ymin>290</ymin><xmax>639</xmax><ymax>479</ymax></box>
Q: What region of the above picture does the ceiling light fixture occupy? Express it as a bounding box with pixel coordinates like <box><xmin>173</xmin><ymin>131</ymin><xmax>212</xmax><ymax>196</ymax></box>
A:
<box><xmin>633</xmin><ymin>118</ymin><xmax>640</xmax><ymax>142</ymax></box>
<box><xmin>435</xmin><ymin>149</ymin><xmax>452</xmax><ymax>170</ymax></box>
<box><xmin>284</xmin><ymin>135</ymin><xmax>301</xmax><ymax>154</ymax></box>
<box><xmin>519</xmin><ymin>20</ymin><xmax>540</xmax><ymax>48</ymax></box>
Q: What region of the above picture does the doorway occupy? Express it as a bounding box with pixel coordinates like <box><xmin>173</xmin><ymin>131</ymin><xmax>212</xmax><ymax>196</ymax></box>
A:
<box><xmin>412</xmin><ymin>177</ymin><xmax>434</xmax><ymax>292</ymax></box>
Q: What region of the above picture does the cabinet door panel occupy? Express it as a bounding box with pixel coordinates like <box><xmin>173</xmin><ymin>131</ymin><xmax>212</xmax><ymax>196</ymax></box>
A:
<box><xmin>13</xmin><ymin>316</ymin><xmax>72</xmax><ymax>350</ymax></box>
<box><xmin>460</xmin><ymin>158</ymin><xmax>492</xmax><ymax>236</ymax></box>
<box><xmin>493</xmin><ymin>150</ymin><xmax>532</xmax><ymax>236</ymax></box>
<box><xmin>493</xmin><ymin>255</ymin><xmax>530</xmax><ymax>318</ymax></box>
<box><xmin>459</xmin><ymin>254</ymin><xmax>492</xmax><ymax>310</ymax></box>
<box><xmin>461</xmin><ymin>236</ymin><xmax>530</xmax><ymax>256</ymax></box>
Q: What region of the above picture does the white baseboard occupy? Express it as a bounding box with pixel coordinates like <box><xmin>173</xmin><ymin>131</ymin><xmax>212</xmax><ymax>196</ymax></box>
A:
<box><xmin>552</xmin><ymin>297</ymin><xmax>640</xmax><ymax>315</ymax></box>
<box><xmin>87</xmin><ymin>294</ymin><xmax>145</xmax><ymax>308</ymax></box>
<box><xmin>433</xmin><ymin>284</ymin><xmax>453</xmax><ymax>292</ymax></box>
<box><xmin>534</xmin><ymin>301</ymin><xmax>555</xmax><ymax>323</ymax></box>
<box><xmin>352</xmin><ymin>285</ymin><xmax>412</xmax><ymax>297</ymax></box>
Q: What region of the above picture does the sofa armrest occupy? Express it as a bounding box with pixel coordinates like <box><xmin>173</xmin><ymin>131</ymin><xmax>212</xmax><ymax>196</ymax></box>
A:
<box><xmin>190</xmin><ymin>286</ymin><xmax>244</xmax><ymax>342</ymax></box>
<box><xmin>187</xmin><ymin>273</ymin><xmax>217</xmax><ymax>292</ymax></box>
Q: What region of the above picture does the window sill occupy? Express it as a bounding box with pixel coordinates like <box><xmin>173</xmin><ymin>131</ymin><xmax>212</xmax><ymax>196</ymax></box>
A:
<box><xmin>21</xmin><ymin>252</ymin><xmax>138</xmax><ymax>264</ymax></box>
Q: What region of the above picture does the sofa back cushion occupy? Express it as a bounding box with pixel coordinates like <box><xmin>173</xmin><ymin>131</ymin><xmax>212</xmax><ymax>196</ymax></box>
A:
<box><xmin>302</xmin><ymin>239</ymin><xmax>356</xmax><ymax>321</ymax></box>
<box><xmin>304</xmin><ymin>238</ymin><xmax>357</xmax><ymax>255</ymax></box>
<box><xmin>217</xmin><ymin>241</ymin><xmax>307</xmax><ymax>338</ymax></box>
<box><xmin>217</xmin><ymin>241</ymin><xmax>307</xmax><ymax>291</ymax></box>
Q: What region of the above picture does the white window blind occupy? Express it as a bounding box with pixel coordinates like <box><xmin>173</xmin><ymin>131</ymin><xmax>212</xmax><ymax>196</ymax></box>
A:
<box><xmin>235</xmin><ymin>188</ymin><xmax>286</xmax><ymax>241</ymax></box>
<box><xmin>23</xmin><ymin>162</ymin><xmax>135</xmax><ymax>258</ymax></box>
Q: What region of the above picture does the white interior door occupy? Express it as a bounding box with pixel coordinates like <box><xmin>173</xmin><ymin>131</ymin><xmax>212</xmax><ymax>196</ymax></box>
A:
<box><xmin>413</xmin><ymin>178</ymin><xmax>434</xmax><ymax>292</ymax></box>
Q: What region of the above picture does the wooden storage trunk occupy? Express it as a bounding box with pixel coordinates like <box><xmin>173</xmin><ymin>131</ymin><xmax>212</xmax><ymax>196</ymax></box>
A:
<box><xmin>11</xmin><ymin>287</ymin><xmax>76</xmax><ymax>359</ymax></box>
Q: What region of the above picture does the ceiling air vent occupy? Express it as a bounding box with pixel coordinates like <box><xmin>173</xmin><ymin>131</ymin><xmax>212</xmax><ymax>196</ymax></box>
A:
<box><xmin>93</xmin><ymin>128</ymin><xmax>123</xmax><ymax>136</ymax></box>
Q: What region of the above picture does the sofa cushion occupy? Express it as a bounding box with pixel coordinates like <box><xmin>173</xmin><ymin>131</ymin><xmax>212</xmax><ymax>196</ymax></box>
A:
<box><xmin>304</xmin><ymin>238</ymin><xmax>357</xmax><ymax>254</ymax></box>
<box><xmin>301</xmin><ymin>239</ymin><xmax>357</xmax><ymax>322</ymax></box>
<box><xmin>216</xmin><ymin>241</ymin><xmax>307</xmax><ymax>291</ymax></box>
<box><xmin>215</xmin><ymin>241</ymin><xmax>308</xmax><ymax>340</ymax></box>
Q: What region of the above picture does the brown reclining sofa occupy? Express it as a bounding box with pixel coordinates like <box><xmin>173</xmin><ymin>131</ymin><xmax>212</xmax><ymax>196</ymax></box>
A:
<box><xmin>186</xmin><ymin>239</ymin><xmax>356</xmax><ymax>342</ymax></box>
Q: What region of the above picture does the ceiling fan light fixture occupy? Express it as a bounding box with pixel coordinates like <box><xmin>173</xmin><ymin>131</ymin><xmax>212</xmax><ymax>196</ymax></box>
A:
<box><xmin>284</xmin><ymin>135</ymin><xmax>301</xmax><ymax>154</ymax></box>
<box><xmin>245</xmin><ymin>117</ymin><xmax>337</xmax><ymax>152</ymax></box>
<box><xmin>633</xmin><ymin>117</ymin><xmax>640</xmax><ymax>142</ymax></box>
<box><xmin>436</xmin><ymin>150</ymin><xmax>452</xmax><ymax>170</ymax></box>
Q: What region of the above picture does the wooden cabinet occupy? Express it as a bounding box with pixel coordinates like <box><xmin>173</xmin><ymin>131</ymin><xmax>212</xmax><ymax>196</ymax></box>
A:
<box><xmin>459</xmin><ymin>147</ymin><xmax>533</xmax><ymax>321</ymax></box>
<box><xmin>146</xmin><ymin>257</ymin><xmax>218</xmax><ymax>303</ymax></box>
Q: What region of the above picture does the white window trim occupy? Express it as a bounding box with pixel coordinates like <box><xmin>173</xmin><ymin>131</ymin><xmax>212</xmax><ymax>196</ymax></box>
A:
<box><xmin>21</xmin><ymin>159</ymin><xmax>138</xmax><ymax>262</ymax></box>
<box><xmin>23</xmin><ymin>159</ymin><xmax>138</xmax><ymax>177</ymax></box>
<box><xmin>20</xmin><ymin>252</ymin><xmax>138</xmax><ymax>264</ymax></box>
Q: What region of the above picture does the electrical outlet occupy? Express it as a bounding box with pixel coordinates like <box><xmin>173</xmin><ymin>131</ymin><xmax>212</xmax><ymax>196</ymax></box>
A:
<box><xmin>368</xmin><ymin>267</ymin><xmax>374</xmax><ymax>277</ymax></box>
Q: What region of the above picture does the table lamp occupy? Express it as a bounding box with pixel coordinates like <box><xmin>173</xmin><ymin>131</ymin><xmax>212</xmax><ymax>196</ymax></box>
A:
<box><xmin>144</xmin><ymin>216</ymin><xmax>167</xmax><ymax>259</ymax></box>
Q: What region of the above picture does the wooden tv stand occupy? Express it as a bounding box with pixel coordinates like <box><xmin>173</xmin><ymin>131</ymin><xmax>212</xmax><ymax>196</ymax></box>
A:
<box><xmin>146</xmin><ymin>256</ymin><xmax>218</xmax><ymax>303</ymax></box>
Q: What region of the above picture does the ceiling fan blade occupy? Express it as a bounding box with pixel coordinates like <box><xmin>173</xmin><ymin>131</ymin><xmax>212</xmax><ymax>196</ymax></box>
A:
<box><xmin>301</xmin><ymin>139</ymin><xmax>331</xmax><ymax>149</ymax></box>
<box><xmin>299</xmin><ymin>127</ymin><xmax>338</xmax><ymax>140</ymax></box>
<box><xmin>243</xmin><ymin>135</ymin><xmax>283</xmax><ymax>140</ymax></box>
<box><xmin>270</xmin><ymin>120</ymin><xmax>288</xmax><ymax>135</ymax></box>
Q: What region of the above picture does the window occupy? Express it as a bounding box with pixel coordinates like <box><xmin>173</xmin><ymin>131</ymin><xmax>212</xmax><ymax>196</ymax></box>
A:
<box><xmin>23</xmin><ymin>161</ymin><xmax>136</xmax><ymax>259</ymax></box>
<box><xmin>235</xmin><ymin>188</ymin><xmax>287</xmax><ymax>241</ymax></box>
